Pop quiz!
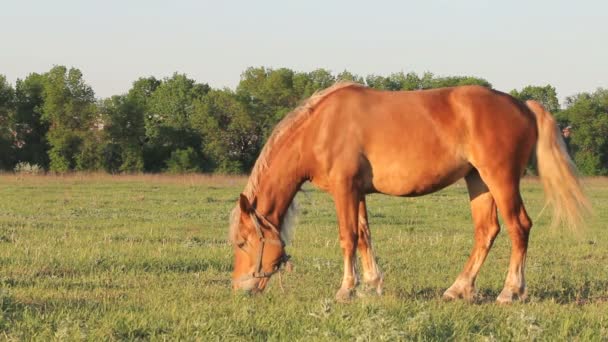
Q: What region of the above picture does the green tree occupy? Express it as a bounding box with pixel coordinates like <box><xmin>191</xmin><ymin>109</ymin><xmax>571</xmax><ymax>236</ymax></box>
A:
<box><xmin>146</xmin><ymin>73</ymin><xmax>209</xmax><ymax>137</ymax></box>
<box><xmin>128</xmin><ymin>77</ymin><xmax>161</xmax><ymax>108</ymax></box>
<box><xmin>559</xmin><ymin>89</ymin><xmax>608</xmax><ymax>175</ymax></box>
<box><xmin>101</xmin><ymin>95</ymin><xmax>146</xmax><ymax>173</ymax></box>
<box><xmin>365</xmin><ymin>72</ymin><xmax>490</xmax><ymax>91</ymax></box>
<box><xmin>430</xmin><ymin>75</ymin><xmax>492</xmax><ymax>89</ymax></box>
<box><xmin>365</xmin><ymin>72</ymin><xmax>421</xmax><ymax>90</ymax></box>
<box><xmin>13</xmin><ymin>73</ymin><xmax>49</xmax><ymax>168</ymax></box>
<box><xmin>336</xmin><ymin>70</ymin><xmax>364</xmax><ymax>84</ymax></box>
<box><xmin>400</xmin><ymin>72</ymin><xmax>423</xmax><ymax>90</ymax></box>
<box><xmin>191</xmin><ymin>89</ymin><xmax>259</xmax><ymax>173</ymax></box>
<box><xmin>365</xmin><ymin>74</ymin><xmax>396</xmax><ymax>90</ymax></box>
<box><xmin>0</xmin><ymin>75</ymin><xmax>16</xmax><ymax>169</ymax></box>
<box><xmin>124</xmin><ymin>77</ymin><xmax>160</xmax><ymax>172</ymax></box>
<box><xmin>99</xmin><ymin>77</ymin><xmax>160</xmax><ymax>173</ymax></box>
<box><xmin>165</xmin><ymin>147</ymin><xmax>202</xmax><ymax>173</ymax></box>
<box><xmin>510</xmin><ymin>85</ymin><xmax>560</xmax><ymax>114</ymax></box>
<box><xmin>237</xmin><ymin>67</ymin><xmax>302</xmax><ymax>138</ymax></box>
<box><xmin>75</xmin><ymin>130</ymin><xmax>107</xmax><ymax>171</ymax></box>
<box><xmin>42</xmin><ymin>66</ymin><xmax>98</xmax><ymax>172</ymax></box>
<box><xmin>144</xmin><ymin>73</ymin><xmax>209</xmax><ymax>171</ymax></box>
<box><xmin>295</xmin><ymin>69</ymin><xmax>336</xmax><ymax>98</ymax></box>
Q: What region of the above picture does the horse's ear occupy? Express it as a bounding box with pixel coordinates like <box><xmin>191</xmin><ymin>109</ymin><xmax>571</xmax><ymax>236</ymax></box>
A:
<box><xmin>239</xmin><ymin>194</ymin><xmax>252</xmax><ymax>213</ymax></box>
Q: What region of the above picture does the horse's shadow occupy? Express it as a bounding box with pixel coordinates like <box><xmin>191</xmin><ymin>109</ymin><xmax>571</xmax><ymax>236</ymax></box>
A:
<box><xmin>394</xmin><ymin>286</ymin><xmax>498</xmax><ymax>304</ymax></box>
<box><xmin>394</xmin><ymin>285</ymin><xmax>608</xmax><ymax>305</ymax></box>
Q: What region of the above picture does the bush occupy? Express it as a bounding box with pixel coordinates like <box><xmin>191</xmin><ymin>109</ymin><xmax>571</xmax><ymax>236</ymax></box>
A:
<box><xmin>13</xmin><ymin>162</ymin><xmax>44</xmax><ymax>175</ymax></box>
<box><xmin>165</xmin><ymin>147</ymin><xmax>201</xmax><ymax>174</ymax></box>
<box><xmin>119</xmin><ymin>147</ymin><xmax>144</xmax><ymax>173</ymax></box>
<box><xmin>48</xmin><ymin>133</ymin><xmax>82</xmax><ymax>172</ymax></box>
<box><xmin>76</xmin><ymin>136</ymin><xmax>105</xmax><ymax>171</ymax></box>
<box><xmin>215</xmin><ymin>159</ymin><xmax>244</xmax><ymax>174</ymax></box>
<box><xmin>101</xmin><ymin>142</ymin><xmax>123</xmax><ymax>173</ymax></box>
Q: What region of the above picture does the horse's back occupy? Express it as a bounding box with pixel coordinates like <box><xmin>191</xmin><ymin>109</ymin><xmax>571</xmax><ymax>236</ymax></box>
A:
<box><xmin>305</xmin><ymin>85</ymin><xmax>536</xmax><ymax>196</ymax></box>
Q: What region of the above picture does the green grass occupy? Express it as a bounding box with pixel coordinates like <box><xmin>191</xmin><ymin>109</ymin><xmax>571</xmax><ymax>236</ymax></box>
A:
<box><xmin>0</xmin><ymin>174</ymin><xmax>607</xmax><ymax>340</ymax></box>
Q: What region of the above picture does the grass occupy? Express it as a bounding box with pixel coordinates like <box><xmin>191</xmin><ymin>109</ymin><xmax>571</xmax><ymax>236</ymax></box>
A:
<box><xmin>0</xmin><ymin>174</ymin><xmax>607</xmax><ymax>340</ymax></box>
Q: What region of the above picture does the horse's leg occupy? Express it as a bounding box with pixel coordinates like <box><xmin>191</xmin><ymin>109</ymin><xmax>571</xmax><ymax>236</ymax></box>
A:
<box><xmin>495</xmin><ymin>192</ymin><xmax>532</xmax><ymax>303</ymax></box>
<box><xmin>333</xmin><ymin>183</ymin><xmax>361</xmax><ymax>302</ymax></box>
<box><xmin>443</xmin><ymin>171</ymin><xmax>500</xmax><ymax>301</ymax></box>
<box><xmin>480</xmin><ymin>171</ymin><xmax>533</xmax><ymax>303</ymax></box>
<box><xmin>357</xmin><ymin>198</ymin><xmax>383</xmax><ymax>295</ymax></box>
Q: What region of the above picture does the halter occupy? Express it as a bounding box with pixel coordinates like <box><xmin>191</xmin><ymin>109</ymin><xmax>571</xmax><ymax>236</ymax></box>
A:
<box><xmin>236</xmin><ymin>209</ymin><xmax>291</xmax><ymax>283</ymax></box>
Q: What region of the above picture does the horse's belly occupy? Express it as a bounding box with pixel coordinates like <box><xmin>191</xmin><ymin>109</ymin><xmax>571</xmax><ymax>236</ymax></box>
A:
<box><xmin>367</xmin><ymin>158</ymin><xmax>472</xmax><ymax>196</ymax></box>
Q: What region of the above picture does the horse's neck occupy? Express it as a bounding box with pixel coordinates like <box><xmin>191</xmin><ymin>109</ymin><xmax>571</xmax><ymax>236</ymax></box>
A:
<box><xmin>254</xmin><ymin>145</ymin><xmax>304</xmax><ymax>226</ymax></box>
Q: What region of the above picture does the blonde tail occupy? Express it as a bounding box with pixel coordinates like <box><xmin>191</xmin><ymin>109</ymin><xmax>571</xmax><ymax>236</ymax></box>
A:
<box><xmin>526</xmin><ymin>100</ymin><xmax>591</xmax><ymax>230</ymax></box>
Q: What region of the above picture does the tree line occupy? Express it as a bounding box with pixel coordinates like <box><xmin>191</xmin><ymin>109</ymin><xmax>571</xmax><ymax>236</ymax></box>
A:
<box><xmin>0</xmin><ymin>66</ymin><xmax>606</xmax><ymax>175</ymax></box>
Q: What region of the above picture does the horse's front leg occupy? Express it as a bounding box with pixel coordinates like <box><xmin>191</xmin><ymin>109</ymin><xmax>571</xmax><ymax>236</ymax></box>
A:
<box><xmin>332</xmin><ymin>183</ymin><xmax>361</xmax><ymax>302</ymax></box>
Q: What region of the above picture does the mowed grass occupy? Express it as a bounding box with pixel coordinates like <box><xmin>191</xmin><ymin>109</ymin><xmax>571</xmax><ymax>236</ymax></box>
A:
<box><xmin>0</xmin><ymin>174</ymin><xmax>606</xmax><ymax>340</ymax></box>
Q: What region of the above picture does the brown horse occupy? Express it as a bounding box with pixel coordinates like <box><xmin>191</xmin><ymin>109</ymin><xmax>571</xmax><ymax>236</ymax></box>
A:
<box><xmin>229</xmin><ymin>83</ymin><xmax>589</xmax><ymax>303</ymax></box>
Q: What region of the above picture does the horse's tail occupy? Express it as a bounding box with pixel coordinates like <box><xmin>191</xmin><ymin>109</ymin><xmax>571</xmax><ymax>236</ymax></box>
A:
<box><xmin>526</xmin><ymin>100</ymin><xmax>591</xmax><ymax>230</ymax></box>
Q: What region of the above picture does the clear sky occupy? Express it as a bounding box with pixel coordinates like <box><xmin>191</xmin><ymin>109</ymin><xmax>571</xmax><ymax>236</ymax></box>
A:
<box><xmin>1</xmin><ymin>0</ymin><xmax>607</xmax><ymax>102</ymax></box>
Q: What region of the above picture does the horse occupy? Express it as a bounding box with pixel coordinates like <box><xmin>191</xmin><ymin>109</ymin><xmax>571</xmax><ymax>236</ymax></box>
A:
<box><xmin>229</xmin><ymin>82</ymin><xmax>589</xmax><ymax>303</ymax></box>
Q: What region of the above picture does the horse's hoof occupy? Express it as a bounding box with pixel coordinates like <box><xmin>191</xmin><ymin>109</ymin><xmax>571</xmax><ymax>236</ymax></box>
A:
<box><xmin>443</xmin><ymin>285</ymin><xmax>476</xmax><ymax>302</ymax></box>
<box><xmin>357</xmin><ymin>285</ymin><xmax>382</xmax><ymax>298</ymax></box>
<box><xmin>496</xmin><ymin>291</ymin><xmax>515</xmax><ymax>304</ymax></box>
<box><xmin>442</xmin><ymin>290</ymin><xmax>459</xmax><ymax>301</ymax></box>
<box><xmin>335</xmin><ymin>288</ymin><xmax>355</xmax><ymax>302</ymax></box>
<box><xmin>496</xmin><ymin>287</ymin><xmax>527</xmax><ymax>304</ymax></box>
<box><xmin>360</xmin><ymin>276</ymin><xmax>383</xmax><ymax>296</ymax></box>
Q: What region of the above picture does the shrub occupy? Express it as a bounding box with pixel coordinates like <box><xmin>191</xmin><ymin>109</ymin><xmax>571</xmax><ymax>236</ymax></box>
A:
<box><xmin>13</xmin><ymin>162</ymin><xmax>44</xmax><ymax>175</ymax></box>
<box><xmin>165</xmin><ymin>147</ymin><xmax>201</xmax><ymax>174</ymax></box>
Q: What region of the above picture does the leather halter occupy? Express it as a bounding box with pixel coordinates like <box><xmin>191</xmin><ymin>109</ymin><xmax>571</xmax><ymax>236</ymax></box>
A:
<box><xmin>236</xmin><ymin>209</ymin><xmax>290</xmax><ymax>282</ymax></box>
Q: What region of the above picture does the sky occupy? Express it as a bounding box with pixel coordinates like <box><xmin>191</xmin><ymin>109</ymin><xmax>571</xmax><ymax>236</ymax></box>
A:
<box><xmin>1</xmin><ymin>0</ymin><xmax>607</xmax><ymax>102</ymax></box>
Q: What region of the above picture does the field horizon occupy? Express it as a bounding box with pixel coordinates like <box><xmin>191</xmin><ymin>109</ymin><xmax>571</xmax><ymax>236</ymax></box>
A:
<box><xmin>0</xmin><ymin>174</ymin><xmax>606</xmax><ymax>340</ymax></box>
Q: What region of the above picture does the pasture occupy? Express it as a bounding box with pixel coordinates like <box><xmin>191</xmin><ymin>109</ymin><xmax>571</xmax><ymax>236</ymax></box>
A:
<box><xmin>0</xmin><ymin>174</ymin><xmax>606</xmax><ymax>340</ymax></box>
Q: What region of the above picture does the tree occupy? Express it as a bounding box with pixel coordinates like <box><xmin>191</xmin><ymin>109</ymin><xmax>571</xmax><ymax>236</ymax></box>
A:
<box><xmin>510</xmin><ymin>85</ymin><xmax>560</xmax><ymax>114</ymax></box>
<box><xmin>400</xmin><ymin>72</ymin><xmax>424</xmax><ymax>90</ymax></box>
<box><xmin>365</xmin><ymin>72</ymin><xmax>490</xmax><ymax>91</ymax></box>
<box><xmin>191</xmin><ymin>89</ymin><xmax>259</xmax><ymax>173</ymax></box>
<box><xmin>146</xmin><ymin>73</ymin><xmax>209</xmax><ymax>136</ymax></box>
<box><xmin>237</xmin><ymin>67</ymin><xmax>302</xmax><ymax>138</ymax></box>
<box><xmin>430</xmin><ymin>75</ymin><xmax>492</xmax><ymax>89</ymax></box>
<box><xmin>336</xmin><ymin>70</ymin><xmax>364</xmax><ymax>84</ymax></box>
<box><xmin>295</xmin><ymin>69</ymin><xmax>336</xmax><ymax>98</ymax></box>
<box><xmin>365</xmin><ymin>74</ymin><xmax>397</xmax><ymax>90</ymax></box>
<box><xmin>365</xmin><ymin>72</ymin><xmax>417</xmax><ymax>90</ymax></box>
<box><xmin>0</xmin><ymin>75</ymin><xmax>16</xmax><ymax>169</ymax></box>
<box><xmin>144</xmin><ymin>73</ymin><xmax>209</xmax><ymax>171</ymax></box>
<box><xmin>101</xmin><ymin>95</ymin><xmax>146</xmax><ymax>172</ymax></box>
<box><xmin>13</xmin><ymin>73</ymin><xmax>49</xmax><ymax>168</ymax></box>
<box><xmin>128</xmin><ymin>77</ymin><xmax>161</xmax><ymax>107</ymax></box>
<box><xmin>559</xmin><ymin>89</ymin><xmax>608</xmax><ymax>175</ymax></box>
<box><xmin>42</xmin><ymin>66</ymin><xmax>98</xmax><ymax>172</ymax></box>
<box><xmin>5</xmin><ymin>65</ymin><xmax>606</xmax><ymax>176</ymax></box>
<box><xmin>165</xmin><ymin>147</ymin><xmax>202</xmax><ymax>173</ymax></box>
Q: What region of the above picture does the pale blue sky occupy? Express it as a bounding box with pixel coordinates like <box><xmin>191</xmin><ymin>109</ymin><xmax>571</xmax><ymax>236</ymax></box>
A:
<box><xmin>1</xmin><ymin>0</ymin><xmax>607</xmax><ymax>101</ymax></box>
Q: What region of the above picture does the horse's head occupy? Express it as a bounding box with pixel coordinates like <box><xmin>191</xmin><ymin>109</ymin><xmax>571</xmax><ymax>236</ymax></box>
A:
<box><xmin>231</xmin><ymin>194</ymin><xmax>289</xmax><ymax>293</ymax></box>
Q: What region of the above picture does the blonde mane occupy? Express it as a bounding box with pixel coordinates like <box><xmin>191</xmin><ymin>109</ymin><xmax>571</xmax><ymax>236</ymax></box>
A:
<box><xmin>229</xmin><ymin>82</ymin><xmax>364</xmax><ymax>244</ymax></box>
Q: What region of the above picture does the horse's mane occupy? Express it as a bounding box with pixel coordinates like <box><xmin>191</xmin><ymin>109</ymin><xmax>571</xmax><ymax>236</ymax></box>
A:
<box><xmin>229</xmin><ymin>81</ymin><xmax>364</xmax><ymax>244</ymax></box>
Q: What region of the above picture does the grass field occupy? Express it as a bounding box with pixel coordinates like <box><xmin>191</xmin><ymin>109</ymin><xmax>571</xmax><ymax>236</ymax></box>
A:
<box><xmin>0</xmin><ymin>174</ymin><xmax>606</xmax><ymax>340</ymax></box>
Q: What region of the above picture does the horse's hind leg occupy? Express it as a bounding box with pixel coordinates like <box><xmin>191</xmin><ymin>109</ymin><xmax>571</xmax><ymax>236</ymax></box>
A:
<box><xmin>493</xmin><ymin>187</ymin><xmax>532</xmax><ymax>303</ymax></box>
<box><xmin>444</xmin><ymin>170</ymin><xmax>500</xmax><ymax>301</ymax></box>
<box><xmin>357</xmin><ymin>198</ymin><xmax>383</xmax><ymax>295</ymax></box>
<box><xmin>478</xmin><ymin>169</ymin><xmax>533</xmax><ymax>303</ymax></box>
